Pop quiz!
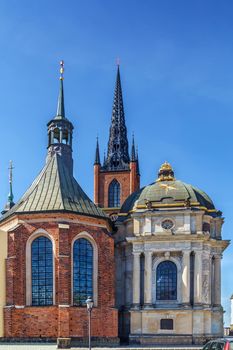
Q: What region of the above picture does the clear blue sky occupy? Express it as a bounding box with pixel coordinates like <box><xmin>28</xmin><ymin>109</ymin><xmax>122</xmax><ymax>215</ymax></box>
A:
<box><xmin>0</xmin><ymin>0</ymin><xmax>233</xmax><ymax>325</ymax></box>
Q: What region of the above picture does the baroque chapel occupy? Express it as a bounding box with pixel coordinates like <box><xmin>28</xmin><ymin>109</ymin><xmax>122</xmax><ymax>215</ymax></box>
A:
<box><xmin>0</xmin><ymin>63</ymin><xmax>229</xmax><ymax>347</ymax></box>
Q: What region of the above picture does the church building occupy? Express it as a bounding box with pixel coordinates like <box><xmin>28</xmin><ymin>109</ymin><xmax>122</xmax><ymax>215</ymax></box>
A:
<box><xmin>0</xmin><ymin>62</ymin><xmax>229</xmax><ymax>346</ymax></box>
<box><xmin>94</xmin><ymin>65</ymin><xmax>229</xmax><ymax>345</ymax></box>
<box><xmin>0</xmin><ymin>62</ymin><xmax>119</xmax><ymax>347</ymax></box>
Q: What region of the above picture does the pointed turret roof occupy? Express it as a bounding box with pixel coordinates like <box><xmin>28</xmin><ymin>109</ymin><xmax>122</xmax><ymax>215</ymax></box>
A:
<box><xmin>0</xmin><ymin>61</ymin><xmax>107</xmax><ymax>222</ymax></box>
<box><xmin>0</xmin><ymin>154</ymin><xmax>106</xmax><ymax>221</ymax></box>
<box><xmin>103</xmin><ymin>65</ymin><xmax>130</xmax><ymax>171</ymax></box>
<box><xmin>136</xmin><ymin>146</ymin><xmax>140</xmax><ymax>175</ymax></box>
<box><xmin>94</xmin><ymin>137</ymin><xmax>100</xmax><ymax>165</ymax></box>
<box><xmin>55</xmin><ymin>61</ymin><xmax>65</xmax><ymax>120</ymax></box>
<box><xmin>131</xmin><ymin>135</ymin><xmax>136</xmax><ymax>162</ymax></box>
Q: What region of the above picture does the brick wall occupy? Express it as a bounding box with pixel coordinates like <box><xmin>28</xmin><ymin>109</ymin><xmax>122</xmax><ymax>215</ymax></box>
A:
<box><xmin>95</xmin><ymin>166</ymin><xmax>140</xmax><ymax>209</ymax></box>
<box><xmin>4</xmin><ymin>213</ymin><xmax>118</xmax><ymax>339</ymax></box>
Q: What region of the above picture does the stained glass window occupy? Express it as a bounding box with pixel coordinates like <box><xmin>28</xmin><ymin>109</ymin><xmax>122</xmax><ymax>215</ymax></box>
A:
<box><xmin>156</xmin><ymin>261</ymin><xmax>177</xmax><ymax>300</ymax></box>
<box><xmin>73</xmin><ymin>238</ymin><xmax>93</xmax><ymax>306</ymax></box>
<box><xmin>31</xmin><ymin>236</ymin><xmax>53</xmax><ymax>306</ymax></box>
<box><xmin>108</xmin><ymin>179</ymin><xmax>120</xmax><ymax>207</ymax></box>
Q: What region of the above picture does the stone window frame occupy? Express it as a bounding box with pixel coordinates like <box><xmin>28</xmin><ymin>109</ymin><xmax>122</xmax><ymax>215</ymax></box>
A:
<box><xmin>26</xmin><ymin>228</ymin><xmax>56</xmax><ymax>306</ymax></box>
<box><xmin>159</xmin><ymin>317</ymin><xmax>176</xmax><ymax>333</ymax></box>
<box><xmin>71</xmin><ymin>232</ymin><xmax>98</xmax><ymax>307</ymax></box>
<box><xmin>152</xmin><ymin>256</ymin><xmax>182</xmax><ymax>305</ymax></box>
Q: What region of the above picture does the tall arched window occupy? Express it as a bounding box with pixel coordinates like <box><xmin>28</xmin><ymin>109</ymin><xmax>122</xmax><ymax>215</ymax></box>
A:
<box><xmin>156</xmin><ymin>261</ymin><xmax>177</xmax><ymax>300</ymax></box>
<box><xmin>73</xmin><ymin>238</ymin><xmax>93</xmax><ymax>306</ymax></box>
<box><xmin>31</xmin><ymin>236</ymin><xmax>53</xmax><ymax>306</ymax></box>
<box><xmin>108</xmin><ymin>179</ymin><xmax>120</xmax><ymax>207</ymax></box>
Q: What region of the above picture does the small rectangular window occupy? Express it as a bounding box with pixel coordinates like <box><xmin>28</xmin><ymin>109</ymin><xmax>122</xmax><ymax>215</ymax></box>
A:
<box><xmin>160</xmin><ymin>319</ymin><xmax>173</xmax><ymax>330</ymax></box>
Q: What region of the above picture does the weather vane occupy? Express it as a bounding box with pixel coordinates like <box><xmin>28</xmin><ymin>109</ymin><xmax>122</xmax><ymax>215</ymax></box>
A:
<box><xmin>60</xmin><ymin>60</ymin><xmax>64</xmax><ymax>80</ymax></box>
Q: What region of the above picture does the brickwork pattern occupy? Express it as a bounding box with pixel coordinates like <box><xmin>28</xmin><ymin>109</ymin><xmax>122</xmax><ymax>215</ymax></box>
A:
<box><xmin>4</xmin><ymin>213</ymin><xmax>118</xmax><ymax>340</ymax></box>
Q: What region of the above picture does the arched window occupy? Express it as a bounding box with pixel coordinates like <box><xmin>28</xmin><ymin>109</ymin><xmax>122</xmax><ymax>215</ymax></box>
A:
<box><xmin>62</xmin><ymin>129</ymin><xmax>69</xmax><ymax>144</ymax></box>
<box><xmin>53</xmin><ymin>128</ymin><xmax>60</xmax><ymax>143</ymax></box>
<box><xmin>108</xmin><ymin>179</ymin><xmax>120</xmax><ymax>207</ymax></box>
<box><xmin>156</xmin><ymin>261</ymin><xmax>177</xmax><ymax>300</ymax></box>
<box><xmin>73</xmin><ymin>238</ymin><xmax>93</xmax><ymax>306</ymax></box>
<box><xmin>31</xmin><ymin>236</ymin><xmax>53</xmax><ymax>306</ymax></box>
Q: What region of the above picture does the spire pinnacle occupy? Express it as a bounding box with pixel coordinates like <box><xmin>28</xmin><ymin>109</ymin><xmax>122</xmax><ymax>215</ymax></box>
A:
<box><xmin>8</xmin><ymin>160</ymin><xmax>14</xmax><ymax>204</ymax></box>
<box><xmin>94</xmin><ymin>137</ymin><xmax>101</xmax><ymax>165</ymax></box>
<box><xmin>131</xmin><ymin>134</ymin><xmax>136</xmax><ymax>162</ymax></box>
<box><xmin>2</xmin><ymin>161</ymin><xmax>15</xmax><ymax>215</ymax></box>
<box><xmin>136</xmin><ymin>146</ymin><xmax>140</xmax><ymax>175</ymax></box>
<box><xmin>55</xmin><ymin>60</ymin><xmax>65</xmax><ymax>119</ymax></box>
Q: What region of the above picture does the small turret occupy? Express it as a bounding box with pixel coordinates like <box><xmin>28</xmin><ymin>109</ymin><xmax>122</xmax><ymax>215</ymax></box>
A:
<box><xmin>94</xmin><ymin>137</ymin><xmax>101</xmax><ymax>165</ymax></box>
<box><xmin>2</xmin><ymin>161</ymin><xmax>15</xmax><ymax>215</ymax></box>
<box><xmin>130</xmin><ymin>134</ymin><xmax>136</xmax><ymax>162</ymax></box>
<box><xmin>47</xmin><ymin>61</ymin><xmax>74</xmax><ymax>172</ymax></box>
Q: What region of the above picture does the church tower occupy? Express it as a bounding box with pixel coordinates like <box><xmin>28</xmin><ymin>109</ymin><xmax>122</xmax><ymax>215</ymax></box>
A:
<box><xmin>0</xmin><ymin>62</ymin><xmax>119</xmax><ymax>346</ymax></box>
<box><xmin>94</xmin><ymin>66</ymin><xmax>140</xmax><ymax>216</ymax></box>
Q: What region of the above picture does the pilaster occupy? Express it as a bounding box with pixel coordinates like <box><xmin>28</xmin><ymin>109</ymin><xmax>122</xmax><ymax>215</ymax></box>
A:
<box><xmin>182</xmin><ymin>250</ymin><xmax>190</xmax><ymax>306</ymax></box>
<box><xmin>144</xmin><ymin>251</ymin><xmax>152</xmax><ymax>308</ymax></box>
<box><xmin>194</xmin><ymin>250</ymin><xmax>202</xmax><ymax>305</ymax></box>
<box><xmin>132</xmin><ymin>252</ymin><xmax>141</xmax><ymax>308</ymax></box>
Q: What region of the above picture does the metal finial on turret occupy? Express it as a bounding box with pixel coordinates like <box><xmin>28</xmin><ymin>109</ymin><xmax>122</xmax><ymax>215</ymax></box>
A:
<box><xmin>60</xmin><ymin>60</ymin><xmax>64</xmax><ymax>80</ymax></box>
<box><xmin>56</xmin><ymin>60</ymin><xmax>65</xmax><ymax>119</ymax></box>
<box><xmin>8</xmin><ymin>160</ymin><xmax>14</xmax><ymax>203</ymax></box>
<box><xmin>1</xmin><ymin>161</ymin><xmax>15</xmax><ymax>215</ymax></box>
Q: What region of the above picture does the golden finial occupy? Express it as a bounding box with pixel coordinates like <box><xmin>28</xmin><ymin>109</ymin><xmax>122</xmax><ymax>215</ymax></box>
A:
<box><xmin>156</xmin><ymin>161</ymin><xmax>175</xmax><ymax>182</ymax></box>
<box><xmin>60</xmin><ymin>60</ymin><xmax>64</xmax><ymax>80</ymax></box>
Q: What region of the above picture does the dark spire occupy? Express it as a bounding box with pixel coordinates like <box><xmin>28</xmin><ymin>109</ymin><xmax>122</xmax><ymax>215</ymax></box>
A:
<box><xmin>103</xmin><ymin>65</ymin><xmax>130</xmax><ymax>171</ymax></box>
<box><xmin>55</xmin><ymin>60</ymin><xmax>65</xmax><ymax>120</ymax></box>
<box><xmin>136</xmin><ymin>146</ymin><xmax>140</xmax><ymax>175</ymax></box>
<box><xmin>131</xmin><ymin>134</ymin><xmax>136</xmax><ymax>162</ymax></box>
<box><xmin>94</xmin><ymin>137</ymin><xmax>100</xmax><ymax>165</ymax></box>
<box><xmin>2</xmin><ymin>161</ymin><xmax>15</xmax><ymax>215</ymax></box>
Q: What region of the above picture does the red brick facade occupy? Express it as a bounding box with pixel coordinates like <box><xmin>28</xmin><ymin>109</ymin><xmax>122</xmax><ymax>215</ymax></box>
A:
<box><xmin>3</xmin><ymin>212</ymin><xmax>118</xmax><ymax>341</ymax></box>
<box><xmin>94</xmin><ymin>162</ymin><xmax>140</xmax><ymax>213</ymax></box>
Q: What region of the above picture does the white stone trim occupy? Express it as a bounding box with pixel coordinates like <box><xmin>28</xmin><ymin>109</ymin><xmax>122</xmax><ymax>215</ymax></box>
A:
<box><xmin>26</xmin><ymin>229</ymin><xmax>56</xmax><ymax>306</ymax></box>
<box><xmin>152</xmin><ymin>256</ymin><xmax>182</xmax><ymax>304</ymax></box>
<box><xmin>71</xmin><ymin>232</ymin><xmax>98</xmax><ymax>307</ymax></box>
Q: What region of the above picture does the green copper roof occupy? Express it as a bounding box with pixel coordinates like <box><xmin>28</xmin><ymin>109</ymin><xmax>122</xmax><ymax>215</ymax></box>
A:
<box><xmin>121</xmin><ymin>179</ymin><xmax>216</xmax><ymax>214</ymax></box>
<box><xmin>55</xmin><ymin>78</ymin><xmax>65</xmax><ymax>120</ymax></box>
<box><xmin>0</xmin><ymin>153</ymin><xmax>107</xmax><ymax>221</ymax></box>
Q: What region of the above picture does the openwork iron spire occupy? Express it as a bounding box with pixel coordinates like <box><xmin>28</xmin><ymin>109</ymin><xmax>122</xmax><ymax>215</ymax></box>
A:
<box><xmin>103</xmin><ymin>65</ymin><xmax>130</xmax><ymax>170</ymax></box>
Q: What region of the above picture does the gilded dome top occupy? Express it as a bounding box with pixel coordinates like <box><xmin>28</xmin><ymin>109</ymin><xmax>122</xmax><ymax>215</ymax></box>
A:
<box><xmin>120</xmin><ymin>162</ymin><xmax>220</xmax><ymax>217</ymax></box>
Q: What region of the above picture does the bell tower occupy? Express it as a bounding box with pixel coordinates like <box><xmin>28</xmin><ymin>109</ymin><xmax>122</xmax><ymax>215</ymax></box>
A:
<box><xmin>94</xmin><ymin>65</ymin><xmax>140</xmax><ymax>215</ymax></box>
